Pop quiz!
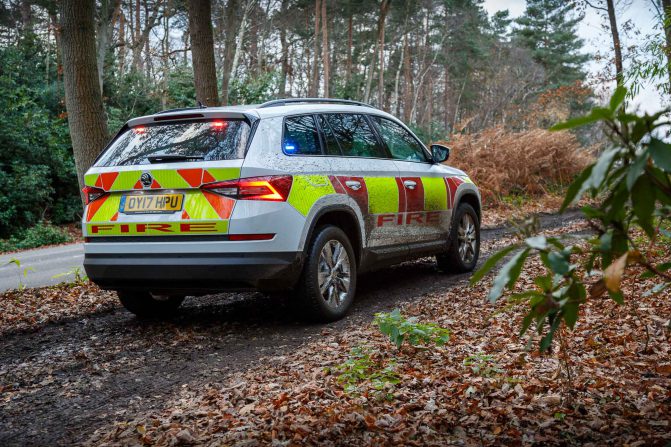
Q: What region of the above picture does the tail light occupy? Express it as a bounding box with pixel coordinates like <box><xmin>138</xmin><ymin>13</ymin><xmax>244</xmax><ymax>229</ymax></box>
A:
<box><xmin>202</xmin><ymin>176</ymin><xmax>293</xmax><ymax>201</ymax></box>
<box><xmin>82</xmin><ymin>186</ymin><xmax>107</xmax><ymax>205</ymax></box>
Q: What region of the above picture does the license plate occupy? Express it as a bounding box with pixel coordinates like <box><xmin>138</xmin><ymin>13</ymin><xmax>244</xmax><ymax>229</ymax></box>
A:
<box><xmin>120</xmin><ymin>194</ymin><xmax>184</xmax><ymax>214</ymax></box>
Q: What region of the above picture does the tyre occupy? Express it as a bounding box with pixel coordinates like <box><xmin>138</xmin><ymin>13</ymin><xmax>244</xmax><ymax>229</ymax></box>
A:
<box><xmin>297</xmin><ymin>225</ymin><xmax>357</xmax><ymax>322</ymax></box>
<box><xmin>437</xmin><ymin>202</ymin><xmax>480</xmax><ymax>273</ymax></box>
<box><xmin>117</xmin><ymin>291</ymin><xmax>184</xmax><ymax>318</ymax></box>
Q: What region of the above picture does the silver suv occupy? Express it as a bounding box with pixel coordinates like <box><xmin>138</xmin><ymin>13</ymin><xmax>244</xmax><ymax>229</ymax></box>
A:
<box><xmin>82</xmin><ymin>98</ymin><xmax>481</xmax><ymax>321</ymax></box>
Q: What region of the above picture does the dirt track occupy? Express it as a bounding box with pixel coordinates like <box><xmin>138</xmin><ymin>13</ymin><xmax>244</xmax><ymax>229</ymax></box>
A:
<box><xmin>0</xmin><ymin>211</ymin><xmax>584</xmax><ymax>446</ymax></box>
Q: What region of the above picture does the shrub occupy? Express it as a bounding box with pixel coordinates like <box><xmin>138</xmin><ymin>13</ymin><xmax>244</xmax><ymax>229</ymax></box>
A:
<box><xmin>374</xmin><ymin>309</ymin><xmax>451</xmax><ymax>349</ymax></box>
<box><xmin>445</xmin><ymin>126</ymin><xmax>592</xmax><ymax>205</ymax></box>
<box><xmin>331</xmin><ymin>346</ymin><xmax>400</xmax><ymax>396</ymax></box>
<box><xmin>0</xmin><ymin>38</ymin><xmax>80</xmax><ymax>238</ymax></box>
<box><xmin>0</xmin><ymin>222</ymin><xmax>71</xmax><ymax>252</ymax></box>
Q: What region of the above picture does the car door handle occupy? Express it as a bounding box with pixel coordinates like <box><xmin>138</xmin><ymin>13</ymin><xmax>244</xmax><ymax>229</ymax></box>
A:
<box><xmin>403</xmin><ymin>180</ymin><xmax>417</xmax><ymax>190</ymax></box>
<box><xmin>345</xmin><ymin>180</ymin><xmax>361</xmax><ymax>191</ymax></box>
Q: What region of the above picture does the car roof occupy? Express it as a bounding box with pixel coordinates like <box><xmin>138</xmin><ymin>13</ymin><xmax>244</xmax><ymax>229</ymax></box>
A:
<box><xmin>128</xmin><ymin>101</ymin><xmax>403</xmax><ymax>127</ymax></box>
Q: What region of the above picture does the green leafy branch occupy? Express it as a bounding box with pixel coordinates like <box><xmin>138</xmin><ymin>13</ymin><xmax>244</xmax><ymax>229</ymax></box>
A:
<box><xmin>472</xmin><ymin>86</ymin><xmax>671</xmax><ymax>351</ymax></box>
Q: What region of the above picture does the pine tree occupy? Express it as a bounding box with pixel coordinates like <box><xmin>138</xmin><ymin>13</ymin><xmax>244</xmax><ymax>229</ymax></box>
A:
<box><xmin>514</xmin><ymin>0</ymin><xmax>589</xmax><ymax>87</ymax></box>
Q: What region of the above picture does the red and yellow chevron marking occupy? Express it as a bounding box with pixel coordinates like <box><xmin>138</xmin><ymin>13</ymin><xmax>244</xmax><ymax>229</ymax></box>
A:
<box><xmin>84</xmin><ymin>167</ymin><xmax>241</xmax><ymax>192</ymax></box>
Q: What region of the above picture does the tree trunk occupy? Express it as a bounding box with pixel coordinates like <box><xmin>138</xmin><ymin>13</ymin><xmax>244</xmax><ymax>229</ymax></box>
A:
<box><xmin>130</xmin><ymin>1</ymin><xmax>161</xmax><ymax>75</ymax></box>
<box><xmin>96</xmin><ymin>0</ymin><xmax>121</xmax><ymax>94</ymax></box>
<box><xmin>310</xmin><ymin>0</ymin><xmax>321</xmax><ymax>97</ymax></box>
<box><xmin>161</xmin><ymin>0</ymin><xmax>171</xmax><ymax>109</ymax></box>
<box><xmin>230</xmin><ymin>0</ymin><xmax>252</xmax><ymax>91</ymax></box>
<box><xmin>376</xmin><ymin>0</ymin><xmax>390</xmax><ymax>108</ymax></box>
<box><xmin>392</xmin><ymin>38</ymin><xmax>404</xmax><ymax>115</ymax></box>
<box><xmin>662</xmin><ymin>0</ymin><xmax>671</xmax><ymax>91</ymax></box>
<box><xmin>403</xmin><ymin>33</ymin><xmax>412</xmax><ymax>122</ymax></box>
<box><xmin>133</xmin><ymin>0</ymin><xmax>141</xmax><ymax>71</ymax></box>
<box><xmin>118</xmin><ymin>11</ymin><xmax>126</xmax><ymax>74</ymax></box>
<box><xmin>221</xmin><ymin>0</ymin><xmax>239</xmax><ymax>105</ymax></box>
<box><xmin>249</xmin><ymin>4</ymin><xmax>259</xmax><ymax>73</ymax></box>
<box><xmin>321</xmin><ymin>0</ymin><xmax>330</xmax><ymax>97</ymax></box>
<box><xmin>605</xmin><ymin>0</ymin><xmax>623</xmax><ymax>85</ymax></box>
<box><xmin>279</xmin><ymin>0</ymin><xmax>289</xmax><ymax>97</ymax></box>
<box><xmin>346</xmin><ymin>10</ymin><xmax>352</xmax><ymax>85</ymax></box>
<box><xmin>188</xmin><ymin>0</ymin><xmax>219</xmax><ymax>105</ymax></box>
<box><xmin>59</xmin><ymin>0</ymin><xmax>110</xmax><ymax>195</ymax></box>
<box><xmin>20</xmin><ymin>0</ymin><xmax>33</xmax><ymax>33</ymax></box>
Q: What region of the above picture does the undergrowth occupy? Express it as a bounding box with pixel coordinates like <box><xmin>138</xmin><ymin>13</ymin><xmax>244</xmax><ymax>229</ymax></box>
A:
<box><xmin>445</xmin><ymin>126</ymin><xmax>592</xmax><ymax>207</ymax></box>
<box><xmin>0</xmin><ymin>222</ymin><xmax>71</xmax><ymax>253</ymax></box>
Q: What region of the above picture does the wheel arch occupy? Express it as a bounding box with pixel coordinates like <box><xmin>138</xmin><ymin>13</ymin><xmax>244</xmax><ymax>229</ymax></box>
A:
<box><xmin>455</xmin><ymin>190</ymin><xmax>481</xmax><ymax>223</ymax></box>
<box><xmin>303</xmin><ymin>205</ymin><xmax>364</xmax><ymax>267</ymax></box>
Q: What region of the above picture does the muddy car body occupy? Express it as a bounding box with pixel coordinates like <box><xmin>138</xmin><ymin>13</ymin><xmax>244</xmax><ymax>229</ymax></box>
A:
<box><xmin>82</xmin><ymin>98</ymin><xmax>481</xmax><ymax>320</ymax></box>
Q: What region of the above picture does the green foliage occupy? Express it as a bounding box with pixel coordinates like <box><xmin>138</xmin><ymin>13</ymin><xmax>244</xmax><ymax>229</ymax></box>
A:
<box><xmin>52</xmin><ymin>266</ymin><xmax>88</xmax><ymax>286</ymax></box>
<box><xmin>228</xmin><ymin>71</ymin><xmax>279</xmax><ymax>105</ymax></box>
<box><xmin>0</xmin><ymin>222</ymin><xmax>72</xmax><ymax>253</ymax></box>
<box><xmin>3</xmin><ymin>258</ymin><xmax>34</xmax><ymax>291</ymax></box>
<box><xmin>472</xmin><ymin>86</ymin><xmax>671</xmax><ymax>351</ymax></box>
<box><xmin>105</xmin><ymin>71</ymin><xmax>163</xmax><ymax>131</ymax></box>
<box><xmin>0</xmin><ymin>38</ymin><xmax>79</xmax><ymax>238</ymax></box>
<box><xmin>513</xmin><ymin>0</ymin><xmax>589</xmax><ymax>88</ymax></box>
<box><xmin>331</xmin><ymin>346</ymin><xmax>400</xmax><ymax>396</ymax></box>
<box><xmin>463</xmin><ymin>353</ymin><xmax>504</xmax><ymax>377</ymax></box>
<box><xmin>373</xmin><ymin>309</ymin><xmax>450</xmax><ymax>349</ymax></box>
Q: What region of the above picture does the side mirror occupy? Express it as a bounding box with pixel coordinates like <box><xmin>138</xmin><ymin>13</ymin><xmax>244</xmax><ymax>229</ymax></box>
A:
<box><xmin>430</xmin><ymin>144</ymin><xmax>450</xmax><ymax>163</ymax></box>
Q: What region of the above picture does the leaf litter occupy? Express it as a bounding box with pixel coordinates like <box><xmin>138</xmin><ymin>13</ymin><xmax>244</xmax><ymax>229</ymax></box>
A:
<box><xmin>82</xmin><ymin>223</ymin><xmax>670</xmax><ymax>446</ymax></box>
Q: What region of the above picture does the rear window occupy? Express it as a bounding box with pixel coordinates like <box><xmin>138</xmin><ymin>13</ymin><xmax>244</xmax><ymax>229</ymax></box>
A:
<box><xmin>96</xmin><ymin>120</ymin><xmax>250</xmax><ymax>167</ymax></box>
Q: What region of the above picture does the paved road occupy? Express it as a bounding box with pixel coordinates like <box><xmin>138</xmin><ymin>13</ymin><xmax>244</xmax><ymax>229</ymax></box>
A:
<box><xmin>0</xmin><ymin>244</ymin><xmax>84</xmax><ymax>291</ymax></box>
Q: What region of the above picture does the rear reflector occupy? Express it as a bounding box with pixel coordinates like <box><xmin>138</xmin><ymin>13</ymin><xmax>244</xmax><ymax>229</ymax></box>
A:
<box><xmin>202</xmin><ymin>175</ymin><xmax>293</xmax><ymax>202</ymax></box>
<box><xmin>85</xmin><ymin>234</ymin><xmax>275</xmax><ymax>242</ymax></box>
<box><xmin>229</xmin><ymin>233</ymin><xmax>275</xmax><ymax>241</ymax></box>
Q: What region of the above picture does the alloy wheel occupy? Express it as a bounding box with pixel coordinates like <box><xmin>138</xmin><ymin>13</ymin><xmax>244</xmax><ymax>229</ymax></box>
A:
<box><xmin>317</xmin><ymin>240</ymin><xmax>351</xmax><ymax>309</ymax></box>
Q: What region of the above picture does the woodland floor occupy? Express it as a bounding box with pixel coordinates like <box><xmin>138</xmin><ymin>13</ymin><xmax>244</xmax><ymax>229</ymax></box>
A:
<box><xmin>0</xmin><ymin>210</ymin><xmax>669</xmax><ymax>446</ymax></box>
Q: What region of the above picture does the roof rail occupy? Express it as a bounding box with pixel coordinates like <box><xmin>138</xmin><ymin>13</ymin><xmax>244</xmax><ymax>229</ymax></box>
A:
<box><xmin>257</xmin><ymin>98</ymin><xmax>375</xmax><ymax>109</ymax></box>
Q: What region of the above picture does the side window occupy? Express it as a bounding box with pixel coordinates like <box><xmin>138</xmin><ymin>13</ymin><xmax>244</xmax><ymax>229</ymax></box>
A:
<box><xmin>283</xmin><ymin>115</ymin><xmax>321</xmax><ymax>155</ymax></box>
<box><xmin>371</xmin><ymin>116</ymin><xmax>428</xmax><ymax>162</ymax></box>
<box><xmin>317</xmin><ymin>115</ymin><xmax>342</xmax><ymax>156</ymax></box>
<box><xmin>323</xmin><ymin>113</ymin><xmax>387</xmax><ymax>158</ymax></box>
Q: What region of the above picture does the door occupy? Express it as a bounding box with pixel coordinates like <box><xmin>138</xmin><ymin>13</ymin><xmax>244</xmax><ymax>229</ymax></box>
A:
<box><xmin>316</xmin><ymin>113</ymin><xmax>405</xmax><ymax>251</ymax></box>
<box><xmin>369</xmin><ymin>115</ymin><xmax>450</xmax><ymax>244</ymax></box>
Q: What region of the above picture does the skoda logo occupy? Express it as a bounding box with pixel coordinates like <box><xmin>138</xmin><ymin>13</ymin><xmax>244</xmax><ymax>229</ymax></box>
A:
<box><xmin>140</xmin><ymin>172</ymin><xmax>153</xmax><ymax>188</ymax></box>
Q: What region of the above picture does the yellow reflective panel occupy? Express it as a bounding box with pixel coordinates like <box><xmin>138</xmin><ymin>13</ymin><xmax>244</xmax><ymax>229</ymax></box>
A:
<box><xmin>287</xmin><ymin>175</ymin><xmax>336</xmax><ymax>216</ymax></box>
<box><xmin>422</xmin><ymin>177</ymin><xmax>448</xmax><ymax>211</ymax></box>
<box><xmin>365</xmin><ymin>177</ymin><xmax>399</xmax><ymax>214</ymax></box>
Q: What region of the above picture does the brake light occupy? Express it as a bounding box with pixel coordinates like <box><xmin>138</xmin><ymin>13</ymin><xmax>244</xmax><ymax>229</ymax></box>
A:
<box><xmin>210</xmin><ymin>120</ymin><xmax>227</xmax><ymax>130</ymax></box>
<box><xmin>202</xmin><ymin>175</ymin><xmax>293</xmax><ymax>201</ymax></box>
<box><xmin>82</xmin><ymin>186</ymin><xmax>107</xmax><ymax>205</ymax></box>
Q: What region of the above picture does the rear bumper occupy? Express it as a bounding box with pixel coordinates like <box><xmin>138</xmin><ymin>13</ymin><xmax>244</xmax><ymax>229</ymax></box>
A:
<box><xmin>84</xmin><ymin>251</ymin><xmax>304</xmax><ymax>293</ymax></box>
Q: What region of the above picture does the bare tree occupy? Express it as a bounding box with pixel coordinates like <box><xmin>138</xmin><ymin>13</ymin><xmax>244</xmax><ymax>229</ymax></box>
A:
<box><xmin>220</xmin><ymin>0</ymin><xmax>239</xmax><ymax>105</ymax></box>
<box><xmin>310</xmin><ymin>0</ymin><xmax>321</xmax><ymax>97</ymax></box>
<box><xmin>376</xmin><ymin>0</ymin><xmax>390</xmax><ymax>107</ymax></box>
<box><xmin>321</xmin><ymin>0</ymin><xmax>329</xmax><ymax>97</ymax></box>
<box><xmin>188</xmin><ymin>0</ymin><xmax>219</xmax><ymax>105</ymax></box>
<box><xmin>585</xmin><ymin>0</ymin><xmax>623</xmax><ymax>84</ymax></box>
<box><xmin>59</xmin><ymin>0</ymin><xmax>110</xmax><ymax>193</ymax></box>
<box><xmin>96</xmin><ymin>0</ymin><xmax>121</xmax><ymax>93</ymax></box>
<box><xmin>662</xmin><ymin>0</ymin><xmax>671</xmax><ymax>89</ymax></box>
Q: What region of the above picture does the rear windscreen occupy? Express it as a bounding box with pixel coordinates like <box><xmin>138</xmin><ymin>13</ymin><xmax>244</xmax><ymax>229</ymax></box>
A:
<box><xmin>95</xmin><ymin>120</ymin><xmax>251</xmax><ymax>167</ymax></box>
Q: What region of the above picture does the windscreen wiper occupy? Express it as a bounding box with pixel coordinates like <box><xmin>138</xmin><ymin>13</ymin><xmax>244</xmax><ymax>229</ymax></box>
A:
<box><xmin>147</xmin><ymin>154</ymin><xmax>205</xmax><ymax>164</ymax></box>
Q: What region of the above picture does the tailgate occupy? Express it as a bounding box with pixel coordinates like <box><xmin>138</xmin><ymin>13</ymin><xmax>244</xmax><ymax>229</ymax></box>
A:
<box><xmin>83</xmin><ymin>164</ymin><xmax>241</xmax><ymax>237</ymax></box>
